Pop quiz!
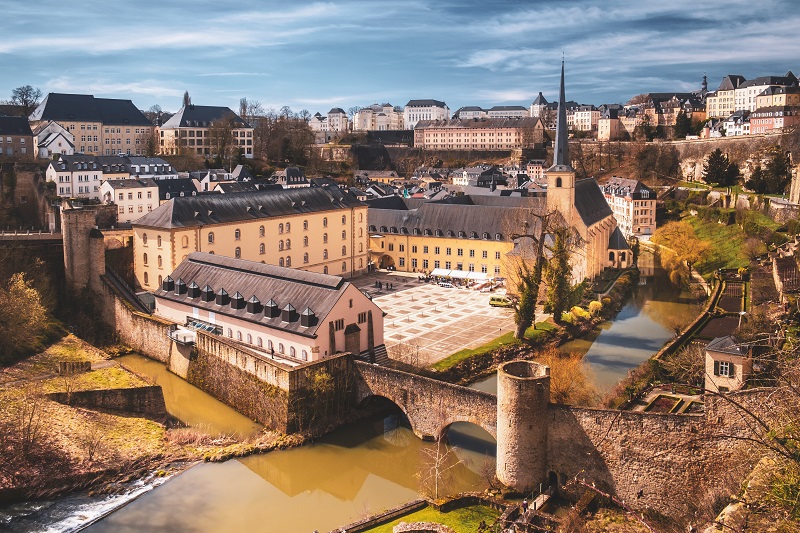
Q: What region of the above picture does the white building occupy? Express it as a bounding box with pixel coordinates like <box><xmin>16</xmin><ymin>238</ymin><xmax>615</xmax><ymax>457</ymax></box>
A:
<box><xmin>353</xmin><ymin>103</ymin><xmax>404</xmax><ymax>131</ymax></box>
<box><xmin>734</xmin><ymin>73</ymin><xmax>797</xmax><ymax>113</ymax></box>
<box><xmin>46</xmin><ymin>154</ymin><xmax>103</xmax><ymax>199</ymax></box>
<box><xmin>100</xmin><ymin>178</ymin><xmax>160</xmax><ymax>223</ymax></box>
<box><xmin>486</xmin><ymin>106</ymin><xmax>528</xmax><ymax>118</ymax></box>
<box><xmin>128</xmin><ymin>157</ymin><xmax>179</xmax><ymax>179</ymax></box>
<box><xmin>573</xmin><ymin>105</ymin><xmax>600</xmax><ymax>132</ymax></box>
<box><xmin>154</xmin><ymin>252</ymin><xmax>386</xmax><ymax>363</ymax></box>
<box><xmin>403</xmin><ymin>99</ymin><xmax>449</xmax><ymax>129</ymax></box>
<box><xmin>600</xmin><ymin>177</ymin><xmax>657</xmax><ymax>238</ymax></box>
<box><xmin>33</xmin><ymin>120</ymin><xmax>75</xmax><ymax>158</ymax></box>
<box><xmin>310</xmin><ymin>108</ymin><xmax>349</xmax><ymax>132</ymax></box>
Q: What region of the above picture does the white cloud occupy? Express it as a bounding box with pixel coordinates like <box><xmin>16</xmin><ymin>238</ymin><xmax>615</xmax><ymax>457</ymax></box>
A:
<box><xmin>46</xmin><ymin>76</ymin><xmax>184</xmax><ymax>99</ymax></box>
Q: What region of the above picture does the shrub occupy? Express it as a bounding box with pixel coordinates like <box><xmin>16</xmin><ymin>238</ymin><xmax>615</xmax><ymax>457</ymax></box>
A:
<box><xmin>588</xmin><ymin>300</ymin><xmax>603</xmax><ymax>316</ymax></box>
<box><xmin>570</xmin><ymin>306</ymin><xmax>591</xmax><ymax>321</ymax></box>
<box><xmin>561</xmin><ymin>312</ymin><xmax>575</xmax><ymax>324</ymax></box>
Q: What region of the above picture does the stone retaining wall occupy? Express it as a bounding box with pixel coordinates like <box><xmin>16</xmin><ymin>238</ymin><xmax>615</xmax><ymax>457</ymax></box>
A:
<box><xmin>48</xmin><ymin>386</ymin><xmax>167</xmax><ymax>417</ymax></box>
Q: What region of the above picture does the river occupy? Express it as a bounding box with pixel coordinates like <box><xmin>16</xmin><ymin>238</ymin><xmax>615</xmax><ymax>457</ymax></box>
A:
<box><xmin>1</xmin><ymin>255</ymin><xmax>697</xmax><ymax>532</ymax></box>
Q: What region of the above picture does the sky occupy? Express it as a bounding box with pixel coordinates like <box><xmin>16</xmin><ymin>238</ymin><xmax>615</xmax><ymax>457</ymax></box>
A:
<box><xmin>1</xmin><ymin>0</ymin><xmax>797</xmax><ymax>116</ymax></box>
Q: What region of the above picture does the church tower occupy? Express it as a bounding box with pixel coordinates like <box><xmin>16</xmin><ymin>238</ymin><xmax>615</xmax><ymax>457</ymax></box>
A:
<box><xmin>546</xmin><ymin>61</ymin><xmax>576</xmax><ymax>222</ymax></box>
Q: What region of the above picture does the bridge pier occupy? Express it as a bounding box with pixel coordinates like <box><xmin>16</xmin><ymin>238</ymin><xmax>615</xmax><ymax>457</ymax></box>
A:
<box><xmin>496</xmin><ymin>360</ymin><xmax>550</xmax><ymax>492</ymax></box>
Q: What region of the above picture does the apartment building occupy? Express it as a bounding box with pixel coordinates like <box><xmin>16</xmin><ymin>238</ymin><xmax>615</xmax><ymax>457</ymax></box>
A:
<box><xmin>600</xmin><ymin>177</ymin><xmax>657</xmax><ymax>238</ymax></box>
<box><xmin>734</xmin><ymin>73</ymin><xmax>797</xmax><ymax>112</ymax></box>
<box><xmin>353</xmin><ymin>104</ymin><xmax>403</xmax><ymax>131</ymax></box>
<box><xmin>413</xmin><ymin>117</ymin><xmax>544</xmax><ymax>150</ymax></box>
<box><xmin>403</xmin><ymin>100</ymin><xmax>450</xmax><ymax>129</ymax></box>
<box><xmin>99</xmin><ymin>178</ymin><xmax>160</xmax><ymax>223</ymax></box>
<box><xmin>29</xmin><ymin>93</ymin><xmax>153</xmax><ymax>156</ymax></box>
<box><xmin>158</xmin><ymin>104</ymin><xmax>253</xmax><ymax>158</ymax></box>
<box><xmin>0</xmin><ymin>116</ymin><xmax>34</xmax><ymax>158</ymax></box>
<box><xmin>705</xmin><ymin>75</ymin><xmax>746</xmax><ymax>118</ymax></box>
<box><xmin>45</xmin><ymin>154</ymin><xmax>104</xmax><ymax>199</ymax></box>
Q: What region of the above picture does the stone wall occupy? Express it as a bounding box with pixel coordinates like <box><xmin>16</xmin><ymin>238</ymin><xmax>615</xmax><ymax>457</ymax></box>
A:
<box><xmin>104</xmin><ymin>284</ymin><xmax>173</xmax><ymax>363</ymax></box>
<box><xmin>48</xmin><ymin>386</ymin><xmax>167</xmax><ymax>417</ymax></box>
<box><xmin>354</xmin><ymin>362</ymin><xmax>497</xmax><ymax>440</ymax></box>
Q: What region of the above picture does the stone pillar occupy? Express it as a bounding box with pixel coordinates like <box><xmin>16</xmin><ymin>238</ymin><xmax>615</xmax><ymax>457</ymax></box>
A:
<box><xmin>496</xmin><ymin>360</ymin><xmax>550</xmax><ymax>491</ymax></box>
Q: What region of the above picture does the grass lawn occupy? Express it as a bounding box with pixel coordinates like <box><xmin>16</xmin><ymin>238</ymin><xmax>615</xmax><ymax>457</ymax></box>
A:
<box><xmin>431</xmin><ymin>322</ymin><xmax>557</xmax><ymax>372</ymax></box>
<box><xmin>684</xmin><ymin>216</ymin><xmax>749</xmax><ymax>274</ymax></box>
<box><xmin>365</xmin><ymin>505</ymin><xmax>500</xmax><ymax>533</ymax></box>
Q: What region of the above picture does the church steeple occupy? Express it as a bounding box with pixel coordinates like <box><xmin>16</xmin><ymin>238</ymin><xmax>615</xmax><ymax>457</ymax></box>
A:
<box><xmin>551</xmin><ymin>60</ymin><xmax>571</xmax><ymax>170</ymax></box>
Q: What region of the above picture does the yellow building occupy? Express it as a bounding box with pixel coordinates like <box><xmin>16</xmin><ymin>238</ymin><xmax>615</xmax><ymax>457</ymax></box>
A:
<box><xmin>29</xmin><ymin>93</ymin><xmax>153</xmax><ymax>156</ymax></box>
<box><xmin>705</xmin><ymin>75</ymin><xmax>745</xmax><ymax>118</ymax></box>
<box><xmin>413</xmin><ymin>117</ymin><xmax>544</xmax><ymax>150</ymax></box>
<box><xmin>132</xmin><ymin>187</ymin><xmax>369</xmax><ymax>291</ymax></box>
<box><xmin>158</xmin><ymin>104</ymin><xmax>254</xmax><ymax>158</ymax></box>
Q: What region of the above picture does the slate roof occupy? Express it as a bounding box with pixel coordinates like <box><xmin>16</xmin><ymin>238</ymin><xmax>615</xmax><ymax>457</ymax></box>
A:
<box><xmin>155</xmin><ymin>178</ymin><xmax>199</xmax><ymax>202</ymax></box>
<box><xmin>30</xmin><ymin>93</ymin><xmax>151</xmax><ymax>126</ymax></box>
<box><xmin>0</xmin><ymin>116</ymin><xmax>33</xmax><ymax>136</ymax></box>
<box><xmin>155</xmin><ymin>252</ymin><xmax>353</xmax><ymax>338</ymax></box>
<box><xmin>600</xmin><ymin>177</ymin><xmax>655</xmax><ymax>200</ymax></box>
<box><xmin>215</xmin><ymin>182</ymin><xmax>259</xmax><ymax>193</ymax></box>
<box><xmin>607</xmin><ymin>227</ymin><xmax>630</xmax><ymax>251</ymax></box>
<box><xmin>488</xmin><ymin>105</ymin><xmax>528</xmax><ymax>111</ymax></box>
<box><xmin>739</xmin><ymin>75</ymin><xmax>798</xmax><ymax>89</ymax></box>
<box><xmin>103</xmin><ymin>178</ymin><xmax>158</xmax><ymax>190</ymax></box>
<box><xmin>574</xmin><ymin>178</ymin><xmax>613</xmax><ymax>227</ymax></box>
<box><xmin>706</xmin><ymin>336</ymin><xmax>747</xmax><ymax>357</ymax></box>
<box><xmin>160</xmin><ymin>105</ymin><xmax>250</xmax><ymax>129</ymax></box>
<box><xmin>49</xmin><ymin>154</ymin><xmax>101</xmax><ymax>172</ymax></box>
<box><xmin>717</xmin><ymin>75</ymin><xmax>746</xmax><ymax>91</ymax></box>
<box><xmin>328</xmin><ymin>108</ymin><xmax>346</xmax><ymax>115</ymax></box>
<box><xmin>135</xmin><ymin>186</ymin><xmax>365</xmax><ymax>229</ymax></box>
<box><xmin>406</xmin><ymin>99</ymin><xmax>448</xmax><ymax>108</ymax></box>
<box><xmin>532</xmin><ymin>92</ymin><xmax>548</xmax><ymax>105</ymax></box>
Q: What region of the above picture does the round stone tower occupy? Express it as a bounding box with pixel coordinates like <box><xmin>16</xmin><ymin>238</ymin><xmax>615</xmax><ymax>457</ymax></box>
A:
<box><xmin>496</xmin><ymin>360</ymin><xmax>550</xmax><ymax>491</ymax></box>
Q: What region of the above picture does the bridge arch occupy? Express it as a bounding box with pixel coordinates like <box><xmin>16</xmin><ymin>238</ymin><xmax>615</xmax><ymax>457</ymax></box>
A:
<box><xmin>356</xmin><ymin>393</ymin><xmax>420</xmax><ymax>437</ymax></box>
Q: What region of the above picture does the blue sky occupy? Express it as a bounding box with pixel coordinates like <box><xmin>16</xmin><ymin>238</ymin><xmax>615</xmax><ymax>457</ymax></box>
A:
<box><xmin>1</xmin><ymin>0</ymin><xmax>797</xmax><ymax>115</ymax></box>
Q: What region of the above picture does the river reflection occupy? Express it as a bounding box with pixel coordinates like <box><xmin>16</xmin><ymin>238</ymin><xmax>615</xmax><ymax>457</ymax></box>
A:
<box><xmin>84</xmin><ymin>416</ymin><xmax>491</xmax><ymax>533</ymax></box>
<box><xmin>472</xmin><ymin>259</ymin><xmax>701</xmax><ymax>394</ymax></box>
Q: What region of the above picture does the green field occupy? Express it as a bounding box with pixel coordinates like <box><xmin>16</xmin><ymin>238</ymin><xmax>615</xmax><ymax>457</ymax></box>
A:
<box><xmin>364</xmin><ymin>505</ymin><xmax>500</xmax><ymax>533</ymax></box>
<box><xmin>431</xmin><ymin>322</ymin><xmax>556</xmax><ymax>372</ymax></box>
<box><xmin>684</xmin><ymin>216</ymin><xmax>750</xmax><ymax>274</ymax></box>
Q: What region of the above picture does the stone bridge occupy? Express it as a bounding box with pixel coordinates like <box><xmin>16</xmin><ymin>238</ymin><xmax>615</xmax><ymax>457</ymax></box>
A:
<box><xmin>354</xmin><ymin>361</ymin><xmax>498</xmax><ymax>441</ymax></box>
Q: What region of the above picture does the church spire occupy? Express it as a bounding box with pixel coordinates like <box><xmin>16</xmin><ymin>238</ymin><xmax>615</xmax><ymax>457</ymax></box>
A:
<box><xmin>551</xmin><ymin>60</ymin><xmax>571</xmax><ymax>170</ymax></box>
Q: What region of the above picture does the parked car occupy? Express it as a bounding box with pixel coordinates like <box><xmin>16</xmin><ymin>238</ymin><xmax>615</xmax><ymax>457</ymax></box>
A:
<box><xmin>489</xmin><ymin>295</ymin><xmax>515</xmax><ymax>307</ymax></box>
<box><xmin>438</xmin><ymin>282</ymin><xmax>454</xmax><ymax>288</ymax></box>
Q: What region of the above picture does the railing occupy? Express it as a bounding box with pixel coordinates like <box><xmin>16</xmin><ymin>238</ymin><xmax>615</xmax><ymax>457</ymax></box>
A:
<box><xmin>0</xmin><ymin>228</ymin><xmax>62</xmax><ymax>239</ymax></box>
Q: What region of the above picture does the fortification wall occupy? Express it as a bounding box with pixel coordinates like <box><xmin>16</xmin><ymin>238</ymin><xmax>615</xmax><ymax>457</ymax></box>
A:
<box><xmin>105</xmin><ymin>286</ymin><xmax>173</xmax><ymax>363</ymax></box>
<box><xmin>48</xmin><ymin>386</ymin><xmax>167</xmax><ymax>417</ymax></box>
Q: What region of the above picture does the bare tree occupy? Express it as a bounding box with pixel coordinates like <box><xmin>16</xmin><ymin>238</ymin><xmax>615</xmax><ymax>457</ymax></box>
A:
<box><xmin>207</xmin><ymin>112</ymin><xmax>241</xmax><ymax>170</ymax></box>
<box><xmin>660</xmin><ymin>343</ymin><xmax>705</xmax><ymax>385</ymax></box>
<box><xmin>10</xmin><ymin>85</ymin><xmax>43</xmax><ymax>115</ymax></box>
<box><xmin>416</xmin><ymin>436</ymin><xmax>466</xmax><ymax>500</ymax></box>
<box><xmin>11</xmin><ymin>381</ymin><xmax>45</xmax><ymax>458</ymax></box>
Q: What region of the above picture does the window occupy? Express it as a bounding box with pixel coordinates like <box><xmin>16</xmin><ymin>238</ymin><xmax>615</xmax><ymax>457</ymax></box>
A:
<box><xmin>469</xmin><ymin>249</ymin><xmax>475</xmax><ymax>258</ymax></box>
<box><xmin>285</xmin><ymin>239</ymin><xmax>291</xmax><ymax>250</ymax></box>
<box><xmin>323</xmin><ymin>217</ymin><xmax>328</xmax><ymax>227</ymax></box>
<box><xmin>303</xmin><ymin>253</ymin><xmax>309</xmax><ymax>263</ymax></box>
<box><xmin>342</xmin><ymin>246</ymin><xmax>346</xmax><ymax>256</ymax></box>
<box><xmin>399</xmin><ymin>258</ymin><xmax>405</xmax><ymax>267</ymax></box>
<box><xmin>446</xmin><ymin>247</ymin><xmax>451</xmax><ymax>256</ymax></box>
<box><xmin>279</xmin><ymin>257</ymin><xmax>284</xmax><ymax>267</ymax></box>
<box><xmin>342</xmin><ymin>261</ymin><xmax>347</xmax><ymax>271</ymax></box>
<box><xmin>290</xmin><ymin>346</ymin><xmax>296</xmax><ymax>358</ymax></box>
<box><xmin>235</xmin><ymin>229</ymin><xmax>241</xmax><ymax>240</ymax></box>
<box><xmin>301</xmin><ymin>350</ymin><xmax>308</xmax><ymax>361</ymax></box>
<box><xmin>142</xmin><ymin>233</ymin><xmax>148</xmax><ymax>245</ymax></box>
<box><xmin>495</xmin><ymin>265</ymin><xmax>501</xmax><ymax>275</ymax></box>
<box><xmin>181</xmin><ymin>235</ymin><xmax>188</xmax><ymax>247</ymax></box>
<box><xmin>388</xmin><ymin>244</ymin><xmax>394</xmax><ymax>252</ymax></box>
<box><xmin>324</xmin><ymin>266</ymin><xmax>328</xmax><ymax>274</ymax></box>
<box><xmin>279</xmin><ymin>240</ymin><xmax>284</xmax><ymax>251</ymax></box>
<box><xmin>323</xmin><ymin>233</ymin><xmax>328</xmax><ymax>243</ymax></box>
<box><xmin>358</xmin><ymin>311</ymin><xmax>367</xmax><ymax>323</ymax></box>
<box><xmin>303</xmin><ymin>220</ymin><xmax>308</xmax><ymax>230</ymax></box>
<box><xmin>715</xmin><ymin>360</ymin><xmax>734</xmax><ymax>377</ymax></box>
<box><xmin>457</xmin><ymin>248</ymin><xmax>463</xmax><ymax>256</ymax></box>
<box><xmin>257</xmin><ymin>337</ymin><xmax>263</xmax><ymax>348</ymax></box>
<box><xmin>424</xmin><ymin>246</ymin><xmax>429</xmax><ymax>254</ymax></box>
<box><xmin>412</xmin><ymin>258</ymin><xmax>417</xmax><ymax>269</ymax></box>
<box><xmin>235</xmin><ymin>247</ymin><xmax>241</xmax><ymax>258</ymax></box>
<box><xmin>286</xmin><ymin>256</ymin><xmax>291</xmax><ymax>267</ymax></box>
<box><xmin>260</xmin><ymin>243</ymin><xmax>265</xmax><ymax>254</ymax></box>
<box><xmin>412</xmin><ymin>245</ymin><xmax>417</xmax><ymax>253</ymax></box>
<box><xmin>157</xmin><ymin>255</ymin><xmax>162</xmax><ymax>268</ymax></box>
<box><xmin>268</xmin><ymin>340</ymin><xmax>273</xmax><ymax>351</ymax></box>
<box><xmin>279</xmin><ymin>223</ymin><xmax>284</xmax><ymax>234</ymax></box>
<box><xmin>143</xmin><ymin>253</ymin><xmax>148</xmax><ymax>265</ymax></box>
<box><xmin>399</xmin><ymin>244</ymin><xmax>405</xmax><ymax>252</ymax></box>
<box><xmin>334</xmin><ymin>318</ymin><xmax>344</xmax><ymax>330</ymax></box>
<box><xmin>208</xmin><ymin>232</ymin><xmax>214</xmax><ymax>244</ymax></box>
<box><xmin>278</xmin><ymin>343</ymin><xmax>285</xmax><ymax>353</ymax></box>
<box><xmin>157</xmin><ymin>235</ymin><xmax>162</xmax><ymax>247</ymax></box>
<box><xmin>423</xmin><ymin>259</ymin><xmax>429</xmax><ymax>269</ymax></box>
<box><xmin>342</xmin><ymin>230</ymin><xmax>346</xmax><ymax>240</ymax></box>
<box><xmin>445</xmin><ymin>261</ymin><xmax>451</xmax><ymax>269</ymax></box>
<box><xmin>259</xmin><ymin>225</ymin><xmax>265</xmax><ymax>237</ymax></box>
<box><xmin>434</xmin><ymin>260</ymin><xmax>440</xmax><ymax>268</ymax></box>
<box><xmin>341</xmin><ymin>215</ymin><xmax>346</xmax><ymax>225</ymax></box>
<box><xmin>495</xmin><ymin>251</ymin><xmax>501</xmax><ymax>260</ymax></box>
<box><xmin>143</xmin><ymin>272</ymin><xmax>149</xmax><ymax>285</ymax></box>
<box><xmin>285</xmin><ymin>222</ymin><xmax>290</xmax><ymax>233</ymax></box>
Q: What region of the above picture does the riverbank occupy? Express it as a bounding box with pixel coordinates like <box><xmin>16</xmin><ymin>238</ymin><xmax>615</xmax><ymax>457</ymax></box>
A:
<box><xmin>0</xmin><ymin>335</ymin><xmax>303</xmax><ymax>506</ymax></box>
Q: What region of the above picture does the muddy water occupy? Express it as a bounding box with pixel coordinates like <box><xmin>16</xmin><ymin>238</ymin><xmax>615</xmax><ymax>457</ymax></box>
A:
<box><xmin>118</xmin><ymin>353</ymin><xmax>263</xmax><ymax>438</ymax></box>
<box><xmin>472</xmin><ymin>255</ymin><xmax>701</xmax><ymax>394</ymax></box>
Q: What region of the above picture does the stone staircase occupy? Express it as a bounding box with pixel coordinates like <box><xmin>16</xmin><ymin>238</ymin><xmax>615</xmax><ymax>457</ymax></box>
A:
<box><xmin>358</xmin><ymin>344</ymin><xmax>390</xmax><ymax>365</ymax></box>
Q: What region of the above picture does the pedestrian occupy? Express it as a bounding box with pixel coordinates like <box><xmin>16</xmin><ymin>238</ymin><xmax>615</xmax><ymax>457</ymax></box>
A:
<box><xmin>522</xmin><ymin>499</ymin><xmax>528</xmax><ymax>513</ymax></box>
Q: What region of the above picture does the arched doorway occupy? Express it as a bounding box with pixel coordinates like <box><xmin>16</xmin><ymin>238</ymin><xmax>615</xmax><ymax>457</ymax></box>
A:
<box><xmin>377</xmin><ymin>254</ymin><xmax>395</xmax><ymax>270</ymax></box>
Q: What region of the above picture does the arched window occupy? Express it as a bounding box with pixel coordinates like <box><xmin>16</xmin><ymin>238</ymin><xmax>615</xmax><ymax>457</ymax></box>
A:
<box><xmin>323</xmin><ymin>249</ymin><xmax>328</xmax><ymax>259</ymax></box>
<box><xmin>257</xmin><ymin>337</ymin><xmax>263</xmax><ymax>348</ymax></box>
<box><xmin>234</xmin><ymin>228</ymin><xmax>241</xmax><ymax>240</ymax></box>
<box><xmin>267</xmin><ymin>339</ymin><xmax>273</xmax><ymax>351</ymax></box>
<box><xmin>208</xmin><ymin>232</ymin><xmax>214</xmax><ymax>244</ymax></box>
<box><xmin>181</xmin><ymin>235</ymin><xmax>188</xmax><ymax>248</ymax></box>
<box><xmin>279</xmin><ymin>240</ymin><xmax>284</xmax><ymax>251</ymax></box>
<box><xmin>143</xmin><ymin>272</ymin><xmax>149</xmax><ymax>285</ymax></box>
<box><xmin>556</xmin><ymin>177</ymin><xmax>562</xmax><ymax>188</ymax></box>
<box><xmin>278</xmin><ymin>343</ymin><xmax>284</xmax><ymax>354</ymax></box>
<box><xmin>285</xmin><ymin>239</ymin><xmax>291</xmax><ymax>250</ymax></box>
<box><xmin>303</xmin><ymin>253</ymin><xmax>309</xmax><ymax>263</ymax></box>
<box><xmin>289</xmin><ymin>346</ymin><xmax>296</xmax><ymax>357</ymax></box>
<box><xmin>285</xmin><ymin>222</ymin><xmax>290</xmax><ymax>233</ymax></box>
<box><xmin>142</xmin><ymin>233</ymin><xmax>148</xmax><ymax>245</ymax></box>
<box><xmin>259</xmin><ymin>243</ymin><xmax>265</xmax><ymax>254</ymax></box>
<box><xmin>303</xmin><ymin>236</ymin><xmax>308</xmax><ymax>247</ymax></box>
<box><xmin>259</xmin><ymin>225</ymin><xmax>265</xmax><ymax>237</ymax></box>
<box><xmin>227</xmin><ymin>328</ymin><xmax>233</xmax><ymax>338</ymax></box>
<box><xmin>158</xmin><ymin>275</ymin><xmax>162</xmax><ymax>286</ymax></box>
<box><xmin>286</xmin><ymin>256</ymin><xmax>291</xmax><ymax>267</ymax></box>
<box><xmin>323</xmin><ymin>217</ymin><xmax>328</xmax><ymax>227</ymax></box>
<box><xmin>342</xmin><ymin>245</ymin><xmax>346</xmax><ymax>256</ymax></box>
<box><xmin>278</xmin><ymin>223</ymin><xmax>284</xmax><ymax>234</ymax></box>
<box><xmin>157</xmin><ymin>235</ymin><xmax>162</xmax><ymax>247</ymax></box>
<box><xmin>143</xmin><ymin>253</ymin><xmax>148</xmax><ymax>265</ymax></box>
<box><xmin>358</xmin><ymin>228</ymin><xmax>363</xmax><ymax>237</ymax></box>
<box><xmin>246</xmin><ymin>333</ymin><xmax>252</xmax><ymax>344</ymax></box>
<box><xmin>609</xmin><ymin>251</ymin><xmax>615</xmax><ymax>260</ymax></box>
<box><xmin>323</xmin><ymin>233</ymin><xmax>328</xmax><ymax>243</ymax></box>
<box><xmin>279</xmin><ymin>257</ymin><xmax>284</xmax><ymax>267</ymax></box>
<box><xmin>358</xmin><ymin>213</ymin><xmax>362</xmax><ymax>222</ymax></box>
<box><xmin>342</xmin><ymin>261</ymin><xmax>347</xmax><ymax>272</ymax></box>
<box><xmin>341</xmin><ymin>215</ymin><xmax>346</xmax><ymax>225</ymax></box>
<box><xmin>235</xmin><ymin>247</ymin><xmax>241</xmax><ymax>258</ymax></box>
<box><xmin>342</xmin><ymin>230</ymin><xmax>346</xmax><ymax>240</ymax></box>
<box><xmin>359</xmin><ymin>243</ymin><xmax>363</xmax><ymax>252</ymax></box>
<box><xmin>359</xmin><ymin>258</ymin><xmax>363</xmax><ymax>268</ymax></box>
<box><xmin>157</xmin><ymin>255</ymin><xmax>162</xmax><ymax>268</ymax></box>
<box><xmin>237</xmin><ymin>331</ymin><xmax>242</xmax><ymax>341</ymax></box>
<box><xmin>303</xmin><ymin>220</ymin><xmax>308</xmax><ymax>230</ymax></box>
<box><xmin>301</xmin><ymin>350</ymin><xmax>308</xmax><ymax>361</ymax></box>
<box><xmin>323</xmin><ymin>266</ymin><xmax>328</xmax><ymax>274</ymax></box>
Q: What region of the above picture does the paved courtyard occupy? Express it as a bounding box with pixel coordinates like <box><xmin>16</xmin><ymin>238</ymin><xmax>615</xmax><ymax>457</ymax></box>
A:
<box><xmin>351</xmin><ymin>270</ymin><xmax>517</xmax><ymax>366</ymax></box>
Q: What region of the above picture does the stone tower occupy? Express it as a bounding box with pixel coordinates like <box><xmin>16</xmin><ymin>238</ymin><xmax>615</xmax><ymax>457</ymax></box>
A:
<box><xmin>61</xmin><ymin>202</ymin><xmax>106</xmax><ymax>292</ymax></box>
<box><xmin>546</xmin><ymin>61</ymin><xmax>576</xmax><ymax>224</ymax></box>
<box><xmin>496</xmin><ymin>360</ymin><xmax>550</xmax><ymax>491</ymax></box>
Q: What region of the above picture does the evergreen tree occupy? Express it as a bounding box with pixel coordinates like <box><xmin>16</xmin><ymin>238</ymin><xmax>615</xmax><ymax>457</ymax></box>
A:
<box><xmin>746</xmin><ymin>166</ymin><xmax>766</xmax><ymax>193</ymax></box>
<box><xmin>702</xmin><ymin>148</ymin><xmax>739</xmax><ymax>186</ymax></box>
<box><xmin>674</xmin><ymin>111</ymin><xmax>692</xmax><ymax>139</ymax></box>
<box><xmin>764</xmin><ymin>149</ymin><xmax>791</xmax><ymax>194</ymax></box>
<box><xmin>545</xmin><ymin>226</ymin><xmax>573</xmax><ymax>324</ymax></box>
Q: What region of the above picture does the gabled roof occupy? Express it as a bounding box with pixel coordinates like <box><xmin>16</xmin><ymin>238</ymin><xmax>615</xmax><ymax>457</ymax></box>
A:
<box><xmin>601</xmin><ymin>177</ymin><xmax>655</xmax><ymax>199</ymax></box>
<box><xmin>155</xmin><ymin>252</ymin><xmax>357</xmax><ymax>337</ymax></box>
<box><xmin>155</xmin><ymin>178</ymin><xmax>199</xmax><ymax>201</ymax></box>
<box><xmin>608</xmin><ymin>227</ymin><xmax>630</xmax><ymax>251</ymax></box>
<box><xmin>532</xmin><ymin>92</ymin><xmax>548</xmax><ymax>105</ymax></box>
<box><xmin>717</xmin><ymin>75</ymin><xmax>746</xmax><ymax>92</ymax></box>
<box><xmin>30</xmin><ymin>93</ymin><xmax>151</xmax><ymax>126</ymax></box>
<box><xmin>135</xmin><ymin>186</ymin><xmax>365</xmax><ymax>229</ymax></box>
<box><xmin>574</xmin><ymin>178</ymin><xmax>613</xmax><ymax>227</ymax></box>
<box><xmin>49</xmin><ymin>154</ymin><xmax>101</xmax><ymax>172</ymax></box>
<box><xmin>160</xmin><ymin>105</ymin><xmax>250</xmax><ymax>129</ymax></box>
<box><xmin>0</xmin><ymin>116</ymin><xmax>33</xmax><ymax>136</ymax></box>
<box><xmin>706</xmin><ymin>336</ymin><xmax>747</xmax><ymax>357</ymax></box>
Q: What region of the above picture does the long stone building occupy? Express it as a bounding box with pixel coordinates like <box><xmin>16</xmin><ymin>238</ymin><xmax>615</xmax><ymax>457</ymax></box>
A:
<box><xmin>132</xmin><ymin>187</ymin><xmax>369</xmax><ymax>291</ymax></box>
<box><xmin>413</xmin><ymin>117</ymin><xmax>544</xmax><ymax>150</ymax></box>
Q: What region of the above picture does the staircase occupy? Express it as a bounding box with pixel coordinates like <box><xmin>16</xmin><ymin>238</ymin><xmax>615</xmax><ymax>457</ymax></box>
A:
<box><xmin>358</xmin><ymin>344</ymin><xmax>390</xmax><ymax>365</ymax></box>
<box><xmin>101</xmin><ymin>268</ymin><xmax>151</xmax><ymax>315</ymax></box>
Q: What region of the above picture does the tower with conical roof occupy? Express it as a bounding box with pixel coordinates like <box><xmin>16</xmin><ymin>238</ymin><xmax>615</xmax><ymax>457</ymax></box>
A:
<box><xmin>546</xmin><ymin>61</ymin><xmax>576</xmax><ymax>221</ymax></box>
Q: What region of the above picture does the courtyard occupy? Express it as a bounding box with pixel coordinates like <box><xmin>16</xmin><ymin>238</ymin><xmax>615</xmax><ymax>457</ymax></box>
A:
<box><xmin>351</xmin><ymin>270</ymin><xmax>517</xmax><ymax>366</ymax></box>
